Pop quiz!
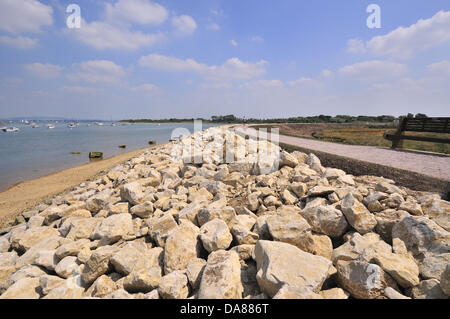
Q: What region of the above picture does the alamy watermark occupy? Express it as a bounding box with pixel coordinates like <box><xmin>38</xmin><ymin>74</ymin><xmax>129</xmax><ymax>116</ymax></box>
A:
<box><xmin>169</xmin><ymin>121</ymin><xmax>281</xmax><ymax>174</ymax></box>
<box><xmin>66</xmin><ymin>4</ymin><xmax>81</xmax><ymax>29</ymax></box>
<box><xmin>367</xmin><ymin>4</ymin><xmax>381</xmax><ymax>29</ymax></box>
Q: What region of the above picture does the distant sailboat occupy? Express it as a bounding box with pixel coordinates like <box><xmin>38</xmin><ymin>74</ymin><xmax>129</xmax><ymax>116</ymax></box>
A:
<box><xmin>47</xmin><ymin>124</ymin><xmax>55</xmax><ymax>129</ymax></box>
<box><xmin>32</xmin><ymin>123</ymin><xmax>39</xmax><ymax>128</ymax></box>
<box><xmin>95</xmin><ymin>122</ymin><xmax>104</xmax><ymax>126</ymax></box>
<box><xmin>2</xmin><ymin>127</ymin><xmax>20</xmax><ymax>132</ymax></box>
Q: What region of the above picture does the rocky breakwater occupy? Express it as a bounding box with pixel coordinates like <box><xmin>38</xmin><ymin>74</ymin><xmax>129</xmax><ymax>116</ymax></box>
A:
<box><xmin>0</xmin><ymin>126</ymin><xmax>449</xmax><ymax>299</ymax></box>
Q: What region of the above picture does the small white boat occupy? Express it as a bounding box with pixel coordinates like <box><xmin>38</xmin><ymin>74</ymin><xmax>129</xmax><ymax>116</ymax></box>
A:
<box><xmin>32</xmin><ymin>123</ymin><xmax>39</xmax><ymax>128</ymax></box>
<box><xmin>2</xmin><ymin>127</ymin><xmax>20</xmax><ymax>132</ymax></box>
<box><xmin>95</xmin><ymin>122</ymin><xmax>104</xmax><ymax>126</ymax></box>
<box><xmin>67</xmin><ymin>122</ymin><xmax>76</xmax><ymax>128</ymax></box>
<box><xmin>47</xmin><ymin>124</ymin><xmax>55</xmax><ymax>129</ymax></box>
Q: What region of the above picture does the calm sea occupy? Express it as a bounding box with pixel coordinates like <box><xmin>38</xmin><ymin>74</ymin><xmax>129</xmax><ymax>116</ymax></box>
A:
<box><xmin>0</xmin><ymin>122</ymin><xmax>218</xmax><ymax>191</ymax></box>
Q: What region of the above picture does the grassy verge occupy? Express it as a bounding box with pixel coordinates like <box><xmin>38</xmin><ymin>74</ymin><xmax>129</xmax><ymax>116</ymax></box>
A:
<box><xmin>253</xmin><ymin>124</ymin><xmax>450</xmax><ymax>154</ymax></box>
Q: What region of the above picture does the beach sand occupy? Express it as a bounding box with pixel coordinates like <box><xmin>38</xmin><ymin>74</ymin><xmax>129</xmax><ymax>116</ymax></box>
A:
<box><xmin>0</xmin><ymin>146</ymin><xmax>154</xmax><ymax>228</ymax></box>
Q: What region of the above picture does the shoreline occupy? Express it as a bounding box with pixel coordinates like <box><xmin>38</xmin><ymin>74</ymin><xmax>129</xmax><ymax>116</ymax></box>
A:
<box><xmin>0</xmin><ymin>146</ymin><xmax>156</xmax><ymax>228</ymax></box>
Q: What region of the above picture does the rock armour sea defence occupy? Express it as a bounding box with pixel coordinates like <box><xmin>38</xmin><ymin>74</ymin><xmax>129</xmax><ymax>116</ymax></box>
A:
<box><xmin>0</xmin><ymin>126</ymin><xmax>449</xmax><ymax>299</ymax></box>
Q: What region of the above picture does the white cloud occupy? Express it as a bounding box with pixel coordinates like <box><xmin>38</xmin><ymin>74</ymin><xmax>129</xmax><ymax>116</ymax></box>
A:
<box><xmin>288</xmin><ymin>77</ymin><xmax>321</xmax><ymax>88</ymax></box>
<box><xmin>200</xmin><ymin>82</ymin><xmax>233</xmax><ymax>89</ymax></box>
<box><xmin>0</xmin><ymin>35</ymin><xmax>38</xmax><ymax>49</ymax></box>
<box><xmin>139</xmin><ymin>54</ymin><xmax>267</xmax><ymax>81</ymax></box>
<box><xmin>68</xmin><ymin>60</ymin><xmax>126</xmax><ymax>84</ymax></box>
<box><xmin>172</xmin><ymin>15</ymin><xmax>197</xmax><ymax>35</ymax></box>
<box><xmin>0</xmin><ymin>0</ymin><xmax>53</xmax><ymax>34</ymax></box>
<box><xmin>347</xmin><ymin>38</ymin><xmax>366</xmax><ymax>53</ymax></box>
<box><xmin>62</xmin><ymin>86</ymin><xmax>104</xmax><ymax>94</ymax></box>
<box><xmin>240</xmin><ymin>80</ymin><xmax>283</xmax><ymax>89</ymax></box>
<box><xmin>428</xmin><ymin>60</ymin><xmax>450</xmax><ymax>76</ymax></box>
<box><xmin>68</xmin><ymin>19</ymin><xmax>164</xmax><ymax>50</ymax></box>
<box><xmin>230</xmin><ymin>40</ymin><xmax>238</xmax><ymax>47</ymax></box>
<box><xmin>320</xmin><ymin>69</ymin><xmax>334</xmax><ymax>78</ymax></box>
<box><xmin>349</xmin><ymin>10</ymin><xmax>450</xmax><ymax>58</ymax></box>
<box><xmin>131</xmin><ymin>83</ymin><xmax>160</xmax><ymax>92</ymax></box>
<box><xmin>24</xmin><ymin>63</ymin><xmax>64</xmax><ymax>78</ymax></box>
<box><xmin>338</xmin><ymin>60</ymin><xmax>408</xmax><ymax>81</ymax></box>
<box><xmin>206</xmin><ymin>23</ymin><xmax>220</xmax><ymax>31</ymax></box>
<box><xmin>251</xmin><ymin>36</ymin><xmax>264</xmax><ymax>43</ymax></box>
<box><xmin>105</xmin><ymin>0</ymin><xmax>168</xmax><ymax>25</ymax></box>
<box><xmin>139</xmin><ymin>54</ymin><xmax>206</xmax><ymax>72</ymax></box>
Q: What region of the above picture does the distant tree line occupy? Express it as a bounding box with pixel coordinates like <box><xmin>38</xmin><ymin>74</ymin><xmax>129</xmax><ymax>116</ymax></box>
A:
<box><xmin>121</xmin><ymin>113</ymin><xmax>430</xmax><ymax>124</ymax></box>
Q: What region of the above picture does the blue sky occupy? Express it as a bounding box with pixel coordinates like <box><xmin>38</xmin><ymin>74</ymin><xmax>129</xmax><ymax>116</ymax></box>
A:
<box><xmin>0</xmin><ymin>0</ymin><xmax>449</xmax><ymax>120</ymax></box>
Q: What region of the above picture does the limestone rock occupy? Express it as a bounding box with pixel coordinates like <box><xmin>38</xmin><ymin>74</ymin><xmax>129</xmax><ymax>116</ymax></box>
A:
<box><xmin>290</xmin><ymin>182</ymin><xmax>307</xmax><ymax>198</ymax></box>
<box><xmin>0</xmin><ymin>277</ymin><xmax>41</xmax><ymax>299</ymax></box>
<box><xmin>408</xmin><ymin>279</ymin><xmax>448</xmax><ymax>299</ymax></box>
<box><xmin>266</xmin><ymin>213</ymin><xmax>314</xmax><ymax>253</ymax></box>
<box><xmin>279</xmin><ymin>151</ymin><xmax>298</xmax><ymax>168</ymax></box>
<box><xmin>230</xmin><ymin>244</ymin><xmax>255</xmax><ymax>261</ymax></box>
<box><xmin>164</xmin><ymin>223</ymin><xmax>200</xmax><ymax>274</ymax></box>
<box><xmin>158</xmin><ymin>271</ymin><xmax>189</xmax><ymax>299</ymax></box>
<box><xmin>86</xmin><ymin>191</ymin><xmax>112</xmax><ymax>214</ymax></box>
<box><xmin>130</xmin><ymin>201</ymin><xmax>154</xmax><ymax>219</ymax></box>
<box><xmin>231</xmin><ymin>225</ymin><xmax>259</xmax><ymax>245</ymax></box>
<box><xmin>308</xmin><ymin>186</ymin><xmax>335</xmax><ymax>197</ymax></box>
<box><xmin>336</xmin><ymin>260</ymin><xmax>387</xmax><ymax>299</ymax></box>
<box><xmin>65</xmin><ymin>218</ymin><xmax>103</xmax><ymax>241</ymax></box>
<box><xmin>273</xmin><ymin>284</ymin><xmax>323</xmax><ymax>299</ymax></box>
<box><xmin>147</xmin><ymin>211</ymin><xmax>178</xmax><ymax>247</ymax></box>
<box><xmin>301</xmin><ymin>205</ymin><xmax>348</xmax><ymax>237</ymax></box>
<box><xmin>419</xmin><ymin>253</ymin><xmax>450</xmax><ymax>280</ymax></box>
<box><xmin>440</xmin><ymin>264</ymin><xmax>450</xmax><ymax>296</ymax></box>
<box><xmin>319</xmin><ymin>288</ymin><xmax>350</xmax><ymax>299</ymax></box>
<box><xmin>81</xmin><ymin>246</ymin><xmax>119</xmax><ymax>285</ymax></box>
<box><xmin>186</xmin><ymin>258</ymin><xmax>206</xmax><ymax>290</ymax></box>
<box><xmin>0</xmin><ymin>237</ymin><xmax>9</xmax><ymax>253</ymax></box>
<box><xmin>86</xmin><ymin>275</ymin><xmax>116</xmax><ymax>298</ymax></box>
<box><xmin>11</xmin><ymin>226</ymin><xmax>59</xmax><ymax>253</ymax></box>
<box><xmin>40</xmin><ymin>275</ymin><xmax>65</xmax><ymax>296</ymax></box>
<box><xmin>198</xmin><ymin>250</ymin><xmax>243</xmax><ymax>299</ymax></box>
<box><xmin>422</xmin><ymin>199</ymin><xmax>450</xmax><ymax>232</ymax></box>
<box><xmin>120</xmin><ymin>182</ymin><xmax>144</xmax><ymax>205</ymax></box>
<box><xmin>110</xmin><ymin>241</ymin><xmax>148</xmax><ymax>275</ymax></box>
<box><xmin>31</xmin><ymin>249</ymin><xmax>59</xmax><ymax>271</ymax></box>
<box><xmin>341</xmin><ymin>193</ymin><xmax>377</xmax><ymax>234</ymax></box>
<box><xmin>55</xmin><ymin>256</ymin><xmax>80</xmax><ymax>279</ymax></box>
<box><xmin>281</xmin><ymin>189</ymin><xmax>298</xmax><ymax>205</ymax></box>
<box><xmin>254</xmin><ymin>240</ymin><xmax>332</xmax><ymax>297</ymax></box>
<box><xmin>384</xmin><ymin>287</ymin><xmax>411</xmax><ymax>299</ymax></box>
<box><xmin>123</xmin><ymin>267</ymin><xmax>161</xmax><ymax>293</ymax></box>
<box><xmin>374</xmin><ymin>209</ymin><xmax>410</xmax><ymax>243</ymax></box>
<box><xmin>392</xmin><ymin>216</ymin><xmax>450</xmax><ymax>257</ymax></box>
<box><xmin>56</xmin><ymin>239</ymin><xmax>92</xmax><ymax>259</ymax></box>
<box><xmin>199</xmin><ymin>219</ymin><xmax>232</xmax><ymax>253</ymax></box>
<box><xmin>311</xmin><ymin>234</ymin><xmax>333</xmax><ymax>260</ymax></box>
<box><xmin>91</xmin><ymin>213</ymin><xmax>133</xmax><ymax>245</ymax></box>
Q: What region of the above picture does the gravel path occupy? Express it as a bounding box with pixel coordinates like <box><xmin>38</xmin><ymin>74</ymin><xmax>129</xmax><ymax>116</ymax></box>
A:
<box><xmin>236</xmin><ymin>126</ymin><xmax>450</xmax><ymax>181</ymax></box>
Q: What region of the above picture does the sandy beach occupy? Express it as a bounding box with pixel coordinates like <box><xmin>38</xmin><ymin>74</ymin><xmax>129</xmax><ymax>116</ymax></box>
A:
<box><xmin>0</xmin><ymin>146</ymin><xmax>153</xmax><ymax>228</ymax></box>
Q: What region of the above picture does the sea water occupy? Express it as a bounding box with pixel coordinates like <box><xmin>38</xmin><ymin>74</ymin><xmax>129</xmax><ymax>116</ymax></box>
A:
<box><xmin>0</xmin><ymin>122</ymin><xmax>218</xmax><ymax>191</ymax></box>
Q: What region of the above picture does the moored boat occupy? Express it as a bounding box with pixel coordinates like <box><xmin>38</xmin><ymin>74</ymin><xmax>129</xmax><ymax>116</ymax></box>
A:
<box><xmin>2</xmin><ymin>127</ymin><xmax>20</xmax><ymax>132</ymax></box>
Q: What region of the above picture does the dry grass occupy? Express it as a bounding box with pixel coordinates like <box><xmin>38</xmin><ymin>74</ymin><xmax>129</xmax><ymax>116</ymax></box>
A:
<box><xmin>253</xmin><ymin>124</ymin><xmax>450</xmax><ymax>154</ymax></box>
<box><xmin>315</xmin><ymin>128</ymin><xmax>450</xmax><ymax>154</ymax></box>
